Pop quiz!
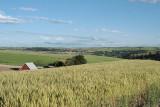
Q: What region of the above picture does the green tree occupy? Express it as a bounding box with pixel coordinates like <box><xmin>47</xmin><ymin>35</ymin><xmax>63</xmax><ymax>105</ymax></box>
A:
<box><xmin>72</xmin><ymin>55</ymin><xmax>87</xmax><ymax>65</ymax></box>
<box><xmin>65</xmin><ymin>55</ymin><xmax>87</xmax><ymax>66</ymax></box>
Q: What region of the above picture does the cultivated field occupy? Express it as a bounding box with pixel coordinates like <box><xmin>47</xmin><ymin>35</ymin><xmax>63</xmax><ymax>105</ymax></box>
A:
<box><xmin>0</xmin><ymin>50</ymin><xmax>120</xmax><ymax>66</ymax></box>
<box><xmin>0</xmin><ymin>60</ymin><xmax>160</xmax><ymax>106</ymax></box>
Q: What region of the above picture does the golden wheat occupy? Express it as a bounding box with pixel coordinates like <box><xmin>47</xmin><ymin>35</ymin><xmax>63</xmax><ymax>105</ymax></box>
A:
<box><xmin>0</xmin><ymin>60</ymin><xmax>160</xmax><ymax>106</ymax></box>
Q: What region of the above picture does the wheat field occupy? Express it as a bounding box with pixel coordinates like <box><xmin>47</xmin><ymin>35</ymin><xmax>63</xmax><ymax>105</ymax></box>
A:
<box><xmin>0</xmin><ymin>60</ymin><xmax>160</xmax><ymax>106</ymax></box>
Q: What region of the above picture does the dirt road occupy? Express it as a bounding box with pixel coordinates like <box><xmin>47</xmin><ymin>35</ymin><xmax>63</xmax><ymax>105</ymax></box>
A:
<box><xmin>0</xmin><ymin>64</ymin><xmax>21</xmax><ymax>72</ymax></box>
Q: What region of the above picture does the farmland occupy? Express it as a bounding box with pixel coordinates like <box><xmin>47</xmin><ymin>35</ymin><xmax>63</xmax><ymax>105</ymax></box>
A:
<box><xmin>0</xmin><ymin>60</ymin><xmax>160</xmax><ymax>106</ymax></box>
<box><xmin>0</xmin><ymin>50</ymin><xmax>120</xmax><ymax>66</ymax></box>
<box><xmin>0</xmin><ymin>49</ymin><xmax>160</xmax><ymax>106</ymax></box>
<box><xmin>2</xmin><ymin>47</ymin><xmax>160</xmax><ymax>61</ymax></box>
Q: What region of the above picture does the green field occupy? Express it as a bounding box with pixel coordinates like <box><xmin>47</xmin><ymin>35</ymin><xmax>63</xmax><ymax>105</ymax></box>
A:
<box><xmin>0</xmin><ymin>60</ymin><xmax>160</xmax><ymax>106</ymax></box>
<box><xmin>0</xmin><ymin>50</ymin><xmax>120</xmax><ymax>66</ymax></box>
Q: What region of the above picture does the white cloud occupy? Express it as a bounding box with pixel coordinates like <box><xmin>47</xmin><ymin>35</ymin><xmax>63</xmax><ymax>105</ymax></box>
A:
<box><xmin>0</xmin><ymin>10</ymin><xmax>5</xmax><ymax>14</ymax></box>
<box><xmin>0</xmin><ymin>38</ymin><xmax>8</xmax><ymax>40</ymax></box>
<box><xmin>0</xmin><ymin>13</ymin><xmax>25</xmax><ymax>24</ymax></box>
<box><xmin>0</xmin><ymin>30</ymin><xmax>106</xmax><ymax>43</ymax></box>
<box><xmin>40</xmin><ymin>36</ymin><xmax>50</xmax><ymax>40</ymax></box>
<box><xmin>22</xmin><ymin>16</ymin><xmax>72</xmax><ymax>24</ymax></box>
<box><xmin>102</xmin><ymin>28</ymin><xmax>124</xmax><ymax>34</ymax></box>
<box><xmin>129</xmin><ymin>0</ymin><xmax>160</xmax><ymax>3</ymax></box>
<box><xmin>55</xmin><ymin>37</ymin><xmax>64</xmax><ymax>41</ymax></box>
<box><xmin>93</xmin><ymin>37</ymin><xmax>100</xmax><ymax>41</ymax></box>
<box><xmin>19</xmin><ymin>7</ymin><xmax>38</xmax><ymax>11</ymax></box>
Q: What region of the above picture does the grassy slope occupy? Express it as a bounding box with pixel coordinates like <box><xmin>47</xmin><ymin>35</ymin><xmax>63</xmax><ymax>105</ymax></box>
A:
<box><xmin>0</xmin><ymin>60</ymin><xmax>160</xmax><ymax>106</ymax></box>
<box><xmin>0</xmin><ymin>50</ymin><xmax>120</xmax><ymax>66</ymax></box>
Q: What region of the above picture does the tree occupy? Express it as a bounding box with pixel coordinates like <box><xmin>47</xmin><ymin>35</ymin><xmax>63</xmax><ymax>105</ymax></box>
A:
<box><xmin>72</xmin><ymin>55</ymin><xmax>87</xmax><ymax>65</ymax></box>
<box><xmin>65</xmin><ymin>55</ymin><xmax>87</xmax><ymax>66</ymax></box>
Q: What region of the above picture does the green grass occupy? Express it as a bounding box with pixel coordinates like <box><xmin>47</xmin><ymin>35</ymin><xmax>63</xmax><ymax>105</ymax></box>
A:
<box><xmin>0</xmin><ymin>50</ymin><xmax>120</xmax><ymax>66</ymax></box>
<box><xmin>0</xmin><ymin>60</ymin><xmax>160</xmax><ymax>106</ymax></box>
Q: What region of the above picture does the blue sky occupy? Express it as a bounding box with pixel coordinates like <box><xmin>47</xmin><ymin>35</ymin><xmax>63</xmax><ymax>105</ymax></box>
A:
<box><xmin>0</xmin><ymin>0</ymin><xmax>160</xmax><ymax>47</ymax></box>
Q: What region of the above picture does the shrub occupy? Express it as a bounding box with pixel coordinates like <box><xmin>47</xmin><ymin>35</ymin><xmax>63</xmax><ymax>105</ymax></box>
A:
<box><xmin>65</xmin><ymin>58</ymin><xmax>74</xmax><ymax>66</ymax></box>
<box><xmin>50</xmin><ymin>61</ymin><xmax>65</xmax><ymax>67</ymax></box>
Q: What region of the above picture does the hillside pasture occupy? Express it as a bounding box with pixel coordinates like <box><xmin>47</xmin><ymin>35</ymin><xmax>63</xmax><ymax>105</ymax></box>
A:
<box><xmin>0</xmin><ymin>50</ymin><xmax>120</xmax><ymax>66</ymax></box>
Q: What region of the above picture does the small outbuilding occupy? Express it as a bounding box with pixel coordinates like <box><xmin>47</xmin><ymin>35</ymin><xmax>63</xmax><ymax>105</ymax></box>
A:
<box><xmin>20</xmin><ymin>62</ymin><xmax>37</xmax><ymax>71</ymax></box>
<box><xmin>37</xmin><ymin>66</ymin><xmax>44</xmax><ymax>69</ymax></box>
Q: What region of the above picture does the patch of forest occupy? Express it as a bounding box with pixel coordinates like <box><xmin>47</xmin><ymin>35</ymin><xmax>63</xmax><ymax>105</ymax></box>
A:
<box><xmin>93</xmin><ymin>50</ymin><xmax>160</xmax><ymax>61</ymax></box>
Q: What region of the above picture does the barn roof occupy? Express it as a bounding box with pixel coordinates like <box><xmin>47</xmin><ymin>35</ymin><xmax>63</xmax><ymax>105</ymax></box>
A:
<box><xmin>25</xmin><ymin>62</ymin><xmax>37</xmax><ymax>70</ymax></box>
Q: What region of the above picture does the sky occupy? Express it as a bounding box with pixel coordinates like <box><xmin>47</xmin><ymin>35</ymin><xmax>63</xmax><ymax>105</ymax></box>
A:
<box><xmin>0</xmin><ymin>0</ymin><xmax>160</xmax><ymax>47</ymax></box>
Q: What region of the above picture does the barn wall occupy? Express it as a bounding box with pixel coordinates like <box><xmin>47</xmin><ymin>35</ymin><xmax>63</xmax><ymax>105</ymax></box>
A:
<box><xmin>20</xmin><ymin>64</ymin><xmax>30</xmax><ymax>70</ymax></box>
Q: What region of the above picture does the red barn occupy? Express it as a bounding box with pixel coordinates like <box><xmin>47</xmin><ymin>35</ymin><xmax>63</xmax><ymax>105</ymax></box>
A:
<box><xmin>20</xmin><ymin>62</ymin><xmax>37</xmax><ymax>71</ymax></box>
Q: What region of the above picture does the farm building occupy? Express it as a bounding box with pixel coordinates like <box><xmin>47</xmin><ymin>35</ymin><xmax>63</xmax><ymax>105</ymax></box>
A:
<box><xmin>20</xmin><ymin>62</ymin><xmax>37</xmax><ymax>70</ymax></box>
<box><xmin>37</xmin><ymin>66</ymin><xmax>44</xmax><ymax>69</ymax></box>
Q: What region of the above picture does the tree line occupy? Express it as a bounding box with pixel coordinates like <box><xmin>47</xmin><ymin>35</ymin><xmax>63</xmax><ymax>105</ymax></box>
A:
<box><xmin>93</xmin><ymin>50</ymin><xmax>147</xmax><ymax>59</ymax></box>
<box><xmin>25</xmin><ymin>47</ymin><xmax>85</xmax><ymax>53</ymax></box>
<box><xmin>93</xmin><ymin>50</ymin><xmax>160</xmax><ymax>61</ymax></box>
<box><xmin>132</xmin><ymin>52</ymin><xmax>160</xmax><ymax>61</ymax></box>
<box><xmin>25</xmin><ymin>47</ymin><xmax>61</xmax><ymax>52</ymax></box>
